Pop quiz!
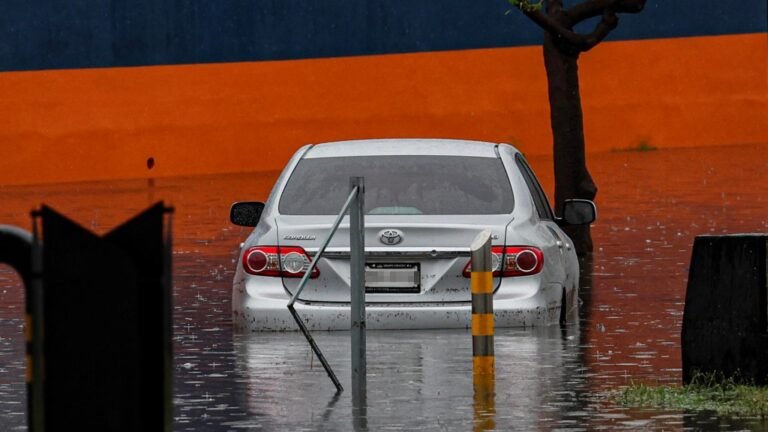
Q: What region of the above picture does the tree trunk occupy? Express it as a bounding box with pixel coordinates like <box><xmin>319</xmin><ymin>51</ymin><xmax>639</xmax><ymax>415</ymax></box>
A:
<box><xmin>543</xmin><ymin>33</ymin><xmax>597</xmax><ymax>255</ymax></box>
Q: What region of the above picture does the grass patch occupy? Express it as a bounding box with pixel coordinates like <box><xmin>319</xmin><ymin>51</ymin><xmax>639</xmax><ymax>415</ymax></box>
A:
<box><xmin>634</xmin><ymin>140</ymin><xmax>658</xmax><ymax>152</ymax></box>
<box><xmin>618</xmin><ymin>373</ymin><xmax>768</xmax><ymax>417</ymax></box>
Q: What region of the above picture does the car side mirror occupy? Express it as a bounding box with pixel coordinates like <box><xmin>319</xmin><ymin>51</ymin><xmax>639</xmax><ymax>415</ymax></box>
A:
<box><xmin>561</xmin><ymin>199</ymin><xmax>597</xmax><ymax>225</ymax></box>
<box><xmin>230</xmin><ymin>202</ymin><xmax>265</xmax><ymax>227</ymax></box>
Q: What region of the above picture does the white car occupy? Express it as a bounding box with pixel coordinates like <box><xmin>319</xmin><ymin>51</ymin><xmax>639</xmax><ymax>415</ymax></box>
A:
<box><xmin>230</xmin><ymin>139</ymin><xmax>595</xmax><ymax>331</ymax></box>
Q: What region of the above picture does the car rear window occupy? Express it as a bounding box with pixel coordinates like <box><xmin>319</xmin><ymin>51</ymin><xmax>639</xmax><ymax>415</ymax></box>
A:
<box><xmin>279</xmin><ymin>155</ymin><xmax>514</xmax><ymax>215</ymax></box>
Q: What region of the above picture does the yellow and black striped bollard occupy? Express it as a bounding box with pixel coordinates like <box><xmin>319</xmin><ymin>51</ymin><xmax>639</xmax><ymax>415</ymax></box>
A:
<box><xmin>471</xmin><ymin>231</ymin><xmax>495</xmax><ymax>431</ymax></box>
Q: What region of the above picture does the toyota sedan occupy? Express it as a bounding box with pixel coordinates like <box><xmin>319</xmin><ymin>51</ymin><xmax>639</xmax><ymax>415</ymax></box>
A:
<box><xmin>230</xmin><ymin>139</ymin><xmax>595</xmax><ymax>331</ymax></box>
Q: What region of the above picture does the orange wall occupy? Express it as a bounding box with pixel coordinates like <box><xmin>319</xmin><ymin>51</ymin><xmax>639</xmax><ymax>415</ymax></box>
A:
<box><xmin>0</xmin><ymin>33</ymin><xmax>765</xmax><ymax>186</ymax></box>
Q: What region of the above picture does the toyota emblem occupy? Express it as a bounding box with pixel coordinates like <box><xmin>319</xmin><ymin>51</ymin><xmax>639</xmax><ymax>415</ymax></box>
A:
<box><xmin>379</xmin><ymin>229</ymin><xmax>403</xmax><ymax>245</ymax></box>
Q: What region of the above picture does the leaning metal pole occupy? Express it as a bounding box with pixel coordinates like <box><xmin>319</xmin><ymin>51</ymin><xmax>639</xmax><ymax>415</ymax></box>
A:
<box><xmin>287</xmin><ymin>186</ymin><xmax>359</xmax><ymax>393</ymax></box>
<box><xmin>349</xmin><ymin>176</ymin><xmax>366</xmax><ymax>399</ymax></box>
<box><xmin>285</xmin><ymin>178</ymin><xmax>366</xmax><ymax>394</ymax></box>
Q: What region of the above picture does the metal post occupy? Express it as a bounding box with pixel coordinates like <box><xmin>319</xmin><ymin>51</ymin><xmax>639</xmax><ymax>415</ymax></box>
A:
<box><xmin>349</xmin><ymin>177</ymin><xmax>366</xmax><ymax>399</ymax></box>
<box><xmin>470</xmin><ymin>230</ymin><xmax>495</xmax><ymax>431</ymax></box>
<box><xmin>30</xmin><ymin>218</ymin><xmax>45</xmax><ymax>432</ymax></box>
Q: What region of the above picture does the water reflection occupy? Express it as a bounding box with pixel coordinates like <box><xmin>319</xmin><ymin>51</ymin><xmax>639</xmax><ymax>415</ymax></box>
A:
<box><xmin>0</xmin><ymin>144</ymin><xmax>766</xmax><ymax>430</ymax></box>
<box><xmin>472</xmin><ymin>367</ymin><xmax>496</xmax><ymax>431</ymax></box>
<box><xmin>232</xmin><ymin>324</ymin><xmax>585</xmax><ymax>430</ymax></box>
<box><xmin>351</xmin><ymin>395</ymin><xmax>367</xmax><ymax>431</ymax></box>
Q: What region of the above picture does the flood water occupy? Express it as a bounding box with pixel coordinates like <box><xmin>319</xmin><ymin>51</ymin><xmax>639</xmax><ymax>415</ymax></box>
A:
<box><xmin>1</xmin><ymin>144</ymin><xmax>767</xmax><ymax>431</ymax></box>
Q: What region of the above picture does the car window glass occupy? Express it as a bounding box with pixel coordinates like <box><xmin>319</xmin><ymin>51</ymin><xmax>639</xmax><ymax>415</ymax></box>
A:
<box><xmin>279</xmin><ymin>155</ymin><xmax>515</xmax><ymax>215</ymax></box>
<box><xmin>514</xmin><ymin>154</ymin><xmax>554</xmax><ymax>220</ymax></box>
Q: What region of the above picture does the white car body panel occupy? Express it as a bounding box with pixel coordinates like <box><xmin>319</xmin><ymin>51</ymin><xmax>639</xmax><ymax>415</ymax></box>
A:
<box><xmin>232</xmin><ymin>139</ymin><xmax>580</xmax><ymax>331</ymax></box>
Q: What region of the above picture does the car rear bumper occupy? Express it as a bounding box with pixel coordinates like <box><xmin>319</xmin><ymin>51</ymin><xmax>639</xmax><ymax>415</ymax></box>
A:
<box><xmin>233</xmin><ymin>276</ymin><xmax>568</xmax><ymax>331</ymax></box>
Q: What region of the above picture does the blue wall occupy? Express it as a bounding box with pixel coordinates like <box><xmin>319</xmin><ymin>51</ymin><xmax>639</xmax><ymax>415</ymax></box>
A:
<box><xmin>0</xmin><ymin>0</ymin><xmax>766</xmax><ymax>72</ymax></box>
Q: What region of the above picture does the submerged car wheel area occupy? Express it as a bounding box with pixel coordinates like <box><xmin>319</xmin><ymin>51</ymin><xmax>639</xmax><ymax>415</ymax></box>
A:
<box><xmin>231</xmin><ymin>139</ymin><xmax>595</xmax><ymax>331</ymax></box>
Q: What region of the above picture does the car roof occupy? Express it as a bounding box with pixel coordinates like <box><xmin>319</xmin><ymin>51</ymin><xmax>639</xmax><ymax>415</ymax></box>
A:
<box><xmin>303</xmin><ymin>139</ymin><xmax>503</xmax><ymax>159</ymax></box>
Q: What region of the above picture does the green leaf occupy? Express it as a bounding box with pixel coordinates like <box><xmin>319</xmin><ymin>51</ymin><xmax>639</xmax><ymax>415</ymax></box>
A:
<box><xmin>507</xmin><ymin>0</ymin><xmax>543</xmax><ymax>12</ymax></box>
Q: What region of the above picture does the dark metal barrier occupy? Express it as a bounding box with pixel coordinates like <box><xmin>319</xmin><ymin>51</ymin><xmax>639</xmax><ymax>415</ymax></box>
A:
<box><xmin>682</xmin><ymin>234</ymin><xmax>768</xmax><ymax>384</ymax></box>
<box><xmin>0</xmin><ymin>202</ymin><xmax>173</xmax><ymax>431</ymax></box>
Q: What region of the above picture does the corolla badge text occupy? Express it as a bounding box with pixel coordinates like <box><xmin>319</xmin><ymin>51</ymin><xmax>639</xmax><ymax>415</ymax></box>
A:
<box><xmin>283</xmin><ymin>235</ymin><xmax>316</xmax><ymax>240</ymax></box>
<box><xmin>379</xmin><ymin>229</ymin><xmax>403</xmax><ymax>245</ymax></box>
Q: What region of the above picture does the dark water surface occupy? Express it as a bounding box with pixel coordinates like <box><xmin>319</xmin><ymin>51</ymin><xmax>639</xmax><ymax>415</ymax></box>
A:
<box><xmin>1</xmin><ymin>144</ymin><xmax>767</xmax><ymax>431</ymax></box>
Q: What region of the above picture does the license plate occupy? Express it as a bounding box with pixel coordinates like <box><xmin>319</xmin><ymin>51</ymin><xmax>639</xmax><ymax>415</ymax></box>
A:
<box><xmin>365</xmin><ymin>263</ymin><xmax>420</xmax><ymax>294</ymax></box>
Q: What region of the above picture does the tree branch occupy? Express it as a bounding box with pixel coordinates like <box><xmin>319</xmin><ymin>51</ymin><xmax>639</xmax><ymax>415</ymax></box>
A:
<box><xmin>517</xmin><ymin>6</ymin><xmax>618</xmax><ymax>53</ymax></box>
<box><xmin>510</xmin><ymin>0</ymin><xmax>638</xmax><ymax>53</ymax></box>
<box><xmin>546</xmin><ymin>0</ymin><xmax>563</xmax><ymax>14</ymax></box>
<box><xmin>519</xmin><ymin>8</ymin><xmax>577</xmax><ymax>41</ymax></box>
<box><xmin>578</xmin><ymin>9</ymin><xmax>619</xmax><ymax>51</ymax></box>
<box><xmin>564</xmin><ymin>0</ymin><xmax>646</xmax><ymax>25</ymax></box>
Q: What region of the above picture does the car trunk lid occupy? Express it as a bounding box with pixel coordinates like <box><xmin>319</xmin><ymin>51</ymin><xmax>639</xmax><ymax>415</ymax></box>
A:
<box><xmin>277</xmin><ymin>215</ymin><xmax>510</xmax><ymax>303</ymax></box>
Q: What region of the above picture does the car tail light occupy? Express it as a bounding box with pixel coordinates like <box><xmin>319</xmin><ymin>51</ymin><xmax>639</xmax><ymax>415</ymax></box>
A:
<box><xmin>462</xmin><ymin>246</ymin><xmax>543</xmax><ymax>277</ymax></box>
<box><xmin>242</xmin><ymin>246</ymin><xmax>319</xmax><ymax>278</ymax></box>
